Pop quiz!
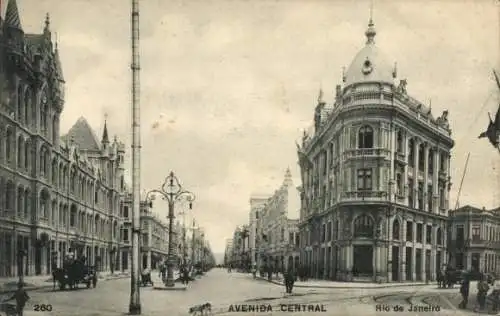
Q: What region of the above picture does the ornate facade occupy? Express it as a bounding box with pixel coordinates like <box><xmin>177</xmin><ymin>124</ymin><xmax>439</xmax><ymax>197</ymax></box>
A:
<box><xmin>120</xmin><ymin>196</ymin><xmax>169</xmax><ymax>271</ymax></box>
<box><xmin>256</xmin><ymin>169</ymin><xmax>300</xmax><ymax>272</ymax></box>
<box><xmin>448</xmin><ymin>205</ymin><xmax>500</xmax><ymax>275</ymax></box>
<box><xmin>0</xmin><ymin>0</ymin><xmax>125</xmax><ymax>277</ymax></box>
<box><xmin>297</xmin><ymin>18</ymin><xmax>454</xmax><ymax>282</ymax></box>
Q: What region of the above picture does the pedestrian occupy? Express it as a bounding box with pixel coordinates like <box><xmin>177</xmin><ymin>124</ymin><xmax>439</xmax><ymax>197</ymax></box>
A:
<box><xmin>475</xmin><ymin>274</ymin><xmax>490</xmax><ymax>312</ymax></box>
<box><xmin>490</xmin><ymin>276</ymin><xmax>500</xmax><ymax>313</ymax></box>
<box><xmin>5</xmin><ymin>282</ymin><xmax>30</xmax><ymax>316</ymax></box>
<box><xmin>284</xmin><ymin>268</ymin><xmax>296</xmax><ymax>294</ymax></box>
<box><xmin>459</xmin><ymin>273</ymin><xmax>470</xmax><ymax>309</ymax></box>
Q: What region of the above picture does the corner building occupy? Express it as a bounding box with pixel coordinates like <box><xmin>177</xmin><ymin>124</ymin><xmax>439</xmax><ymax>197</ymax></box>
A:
<box><xmin>297</xmin><ymin>18</ymin><xmax>454</xmax><ymax>282</ymax></box>
<box><xmin>0</xmin><ymin>1</ymin><xmax>125</xmax><ymax>277</ymax></box>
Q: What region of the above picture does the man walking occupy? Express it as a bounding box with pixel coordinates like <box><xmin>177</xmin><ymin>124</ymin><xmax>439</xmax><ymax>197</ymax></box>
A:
<box><xmin>284</xmin><ymin>268</ymin><xmax>296</xmax><ymax>294</ymax></box>
<box><xmin>5</xmin><ymin>282</ymin><xmax>30</xmax><ymax>316</ymax></box>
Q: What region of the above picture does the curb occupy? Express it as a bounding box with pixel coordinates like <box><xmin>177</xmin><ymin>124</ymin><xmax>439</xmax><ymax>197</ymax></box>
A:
<box><xmin>0</xmin><ymin>275</ymin><xmax>130</xmax><ymax>294</ymax></box>
<box><xmin>255</xmin><ymin>277</ymin><xmax>430</xmax><ymax>289</ymax></box>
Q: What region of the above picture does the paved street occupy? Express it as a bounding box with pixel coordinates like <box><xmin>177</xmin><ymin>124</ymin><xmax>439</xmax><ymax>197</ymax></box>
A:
<box><xmin>0</xmin><ymin>269</ymin><xmax>492</xmax><ymax>316</ymax></box>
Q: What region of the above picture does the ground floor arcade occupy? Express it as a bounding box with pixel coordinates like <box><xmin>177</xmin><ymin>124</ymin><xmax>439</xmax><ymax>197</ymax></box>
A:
<box><xmin>0</xmin><ymin>227</ymin><xmax>121</xmax><ymax>277</ymax></box>
<box><xmin>299</xmin><ymin>204</ymin><xmax>448</xmax><ymax>282</ymax></box>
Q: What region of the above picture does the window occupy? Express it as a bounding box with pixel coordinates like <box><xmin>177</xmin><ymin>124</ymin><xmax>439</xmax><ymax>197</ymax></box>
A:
<box><xmin>289</xmin><ymin>232</ymin><xmax>294</xmax><ymax>244</ymax></box>
<box><xmin>327</xmin><ymin>221</ymin><xmax>332</xmax><ymax>241</ymax></box>
<box><xmin>408</xmin><ymin>139</ymin><xmax>414</xmax><ymax>167</ymax></box>
<box><xmin>440</xmin><ymin>153</ymin><xmax>445</xmax><ymax>172</ymax></box>
<box><xmin>416</xmin><ymin>223</ymin><xmax>423</xmax><ymax>243</ymax></box>
<box><xmin>408</xmin><ymin>179</ymin><xmax>414</xmax><ymax>207</ymax></box>
<box><xmin>472</xmin><ymin>225</ymin><xmax>480</xmax><ymax>241</ymax></box>
<box><xmin>428</xmin><ymin>149</ymin><xmax>434</xmax><ymax>174</ymax></box>
<box><xmin>439</xmin><ymin>185</ymin><xmax>445</xmax><ymax>209</ymax></box>
<box><xmin>426</xmin><ymin>225</ymin><xmax>432</xmax><ymax>243</ymax></box>
<box><xmin>94</xmin><ymin>190</ymin><xmax>99</xmax><ymax>204</ymax></box>
<box><xmin>6</xmin><ymin>128</ymin><xmax>12</xmax><ymax>161</ymax></box>
<box><xmin>123</xmin><ymin>229</ymin><xmax>129</xmax><ymax>242</ymax></box>
<box><xmin>418</xmin><ymin>144</ymin><xmax>425</xmax><ymax>170</ymax></box>
<box><xmin>353</xmin><ymin>214</ymin><xmax>374</xmax><ymax>238</ymax></box>
<box><xmin>436</xmin><ymin>228</ymin><xmax>442</xmax><ymax>245</ymax></box>
<box><xmin>456</xmin><ymin>225</ymin><xmax>465</xmax><ymax>244</ymax></box>
<box><xmin>358</xmin><ymin>125</ymin><xmax>374</xmax><ymax>149</ymax></box>
<box><xmin>396</xmin><ymin>174</ymin><xmax>402</xmax><ymax>195</ymax></box>
<box><xmin>396</xmin><ymin>130</ymin><xmax>403</xmax><ymax>153</ymax></box>
<box><xmin>392</xmin><ymin>220</ymin><xmax>400</xmax><ymax>240</ymax></box>
<box><xmin>321</xmin><ymin>224</ymin><xmax>326</xmax><ymax>242</ymax></box>
<box><xmin>427</xmin><ymin>185</ymin><xmax>433</xmax><ymax>211</ymax></box>
<box><xmin>295</xmin><ymin>234</ymin><xmax>300</xmax><ymax>246</ymax></box>
<box><xmin>406</xmin><ymin>221</ymin><xmax>413</xmax><ymax>241</ymax></box>
<box><xmin>357</xmin><ymin>169</ymin><xmax>372</xmax><ymax>191</ymax></box>
<box><xmin>417</xmin><ymin>182</ymin><xmax>424</xmax><ymax>210</ymax></box>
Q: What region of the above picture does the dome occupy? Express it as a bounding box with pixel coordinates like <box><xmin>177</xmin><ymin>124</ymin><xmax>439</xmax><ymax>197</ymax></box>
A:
<box><xmin>344</xmin><ymin>20</ymin><xmax>395</xmax><ymax>87</ymax></box>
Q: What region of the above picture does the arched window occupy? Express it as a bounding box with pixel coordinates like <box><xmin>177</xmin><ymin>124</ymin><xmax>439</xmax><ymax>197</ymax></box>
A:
<box><xmin>52</xmin><ymin>116</ymin><xmax>57</xmax><ymax>143</ymax></box>
<box><xmin>17</xmin><ymin>136</ymin><xmax>23</xmax><ymax>168</ymax></box>
<box><xmin>17</xmin><ymin>85</ymin><xmax>23</xmax><ymax>121</ymax></box>
<box><xmin>17</xmin><ymin>187</ymin><xmax>23</xmax><ymax>217</ymax></box>
<box><xmin>24</xmin><ymin>189</ymin><xmax>30</xmax><ymax>219</ymax></box>
<box><xmin>437</xmin><ymin>227</ymin><xmax>442</xmax><ymax>245</ymax></box>
<box><xmin>52</xmin><ymin>159</ymin><xmax>57</xmax><ymax>185</ymax></box>
<box><xmin>428</xmin><ymin>149</ymin><xmax>434</xmax><ymax>174</ymax></box>
<box><xmin>353</xmin><ymin>214</ymin><xmax>374</xmax><ymax>238</ymax></box>
<box><xmin>5</xmin><ymin>181</ymin><xmax>14</xmax><ymax>212</ymax></box>
<box><xmin>24</xmin><ymin>141</ymin><xmax>30</xmax><ymax>170</ymax></box>
<box><xmin>70</xmin><ymin>204</ymin><xmax>77</xmax><ymax>227</ymax></box>
<box><xmin>396</xmin><ymin>130</ymin><xmax>403</xmax><ymax>152</ymax></box>
<box><xmin>40</xmin><ymin>91</ymin><xmax>48</xmax><ymax>132</ymax></box>
<box><xmin>40</xmin><ymin>189</ymin><xmax>50</xmax><ymax>219</ymax></box>
<box><xmin>392</xmin><ymin>220</ymin><xmax>400</xmax><ymax>240</ymax></box>
<box><xmin>6</xmin><ymin>128</ymin><xmax>13</xmax><ymax>162</ymax></box>
<box><xmin>24</xmin><ymin>88</ymin><xmax>31</xmax><ymax>125</ymax></box>
<box><xmin>358</xmin><ymin>125</ymin><xmax>374</xmax><ymax>149</ymax></box>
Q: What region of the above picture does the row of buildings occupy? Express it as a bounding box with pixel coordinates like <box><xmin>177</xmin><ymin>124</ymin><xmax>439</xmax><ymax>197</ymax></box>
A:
<box><xmin>226</xmin><ymin>168</ymin><xmax>301</xmax><ymax>273</ymax></box>
<box><xmin>226</xmin><ymin>16</ymin><xmax>500</xmax><ymax>282</ymax></box>
<box><xmin>0</xmin><ymin>0</ymin><xmax>214</xmax><ymax>278</ymax></box>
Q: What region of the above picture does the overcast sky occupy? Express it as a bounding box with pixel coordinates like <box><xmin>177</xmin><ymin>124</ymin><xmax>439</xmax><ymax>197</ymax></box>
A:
<box><xmin>11</xmin><ymin>0</ymin><xmax>499</xmax><ymax>253</ymax></box>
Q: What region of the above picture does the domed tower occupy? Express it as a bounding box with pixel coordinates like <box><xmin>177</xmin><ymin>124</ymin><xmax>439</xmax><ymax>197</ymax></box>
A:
<box><xmin>343</xmin><ymin>17</ymin><xmax>396</xmax><ymax>89</ymax></box>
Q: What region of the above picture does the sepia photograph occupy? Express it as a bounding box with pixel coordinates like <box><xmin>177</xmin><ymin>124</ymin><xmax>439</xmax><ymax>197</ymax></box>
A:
<box><xmin>0</xmin><ymin>0</ymin><xmax>499</xmax><ymax>315</ymax></box>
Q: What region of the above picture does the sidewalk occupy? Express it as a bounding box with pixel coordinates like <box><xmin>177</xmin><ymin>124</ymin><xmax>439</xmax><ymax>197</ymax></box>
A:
<box><xmin>0</xmin><ymin>270</ymin><xmax>130</xmax><ymax>294</ymax></box>
<box><xmin>254</xmin><ymin>274</ymin><xmax>430</xmax><ymax>289</ymax></box>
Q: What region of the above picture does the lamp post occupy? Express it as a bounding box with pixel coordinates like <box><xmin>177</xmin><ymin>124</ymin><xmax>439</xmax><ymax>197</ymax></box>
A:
<box><xmin>146</xmin><ymin>171</ymin><xmax>195</xmax><ymax>288</ymax></box>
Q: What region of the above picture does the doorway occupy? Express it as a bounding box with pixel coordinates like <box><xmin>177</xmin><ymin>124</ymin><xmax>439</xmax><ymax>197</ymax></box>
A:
<box><xmin>353</xmin><ymin>245</ymin><xmax>373</xmax><ymax>276</ymax></box>
<box><xmin>405</xmin><ymin>247</ymin><xmax>412</xmax><ymax>281</ymax></box>
<box><xmin>392</xmin><ymin>246</ymin><xmax>400</xmax><ymax>281</ymax></box>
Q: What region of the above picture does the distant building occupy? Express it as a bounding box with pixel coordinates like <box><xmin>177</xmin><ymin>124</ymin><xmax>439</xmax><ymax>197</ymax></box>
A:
<box><xmin>249</xmin><ymin>194</ymin><xmax>269</xmax><ymax>267</ymax></box>
<box><xmin>120</xmin><ymin>196</ymin><xmax>169</xmax><ymax>271</ymax></box>
<box><xmin>447</xmin><ymin>205</ymin><xmax>500</xmax><ymax>275</ymax></box>
<box><xmin>296</xmin><ymin>17</ymin><xmax>454</xmax><ymax>282</ymax></box>
<box><xmin>257</xmin><ymin>169</ymin><xmax>300</xmax><ymax>272</ymax></box>
<box><xmin>224</xmin><ymin>238</ymin><xmax>233</xmax><ymax>266</ymax></box>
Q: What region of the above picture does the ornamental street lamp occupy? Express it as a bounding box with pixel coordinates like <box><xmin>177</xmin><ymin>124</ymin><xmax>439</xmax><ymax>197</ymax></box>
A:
<box><xmin>145</xmin><ymin>171</ymin><xmax>195</xmax><ymax>288</ymax></box>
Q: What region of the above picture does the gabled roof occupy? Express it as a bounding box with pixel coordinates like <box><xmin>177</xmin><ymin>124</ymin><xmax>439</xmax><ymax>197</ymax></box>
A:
<box><xmin>62</xmin><ymin>117</ymin><xmax>101</xmax><ymax>152</ymax></box>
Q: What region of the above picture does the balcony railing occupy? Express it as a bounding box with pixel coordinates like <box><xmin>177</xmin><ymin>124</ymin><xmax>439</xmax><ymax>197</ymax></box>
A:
<box><xmin>343</xmin><ymin>148</ymin><xmax>390</xmax><ymax>160</ymax></box>
<box><xmin>342</xmin><ymin>191</ymin><xmax>387</xmax><ymax>200</ymax></box>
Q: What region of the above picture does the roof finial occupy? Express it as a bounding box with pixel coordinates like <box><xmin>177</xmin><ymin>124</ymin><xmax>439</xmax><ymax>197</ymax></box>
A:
<box><xmin>342</xmin><ymin>66</ymin><xmax>346</xmax><ymax>83</ymax></box>
<box><xmin>365</xmin><ymin>0</ymin><xmax>376</xmax><ymax>44</ymax></box>
<box><xmin>45</xmin><ymin>13</ymin><xmax>50</xmax><ymax>30</ymax></box>
<box><xmin>102</xmin><ymin>113</ymin><xmax>109</xmax><ymax>144</ymax></box>
<box><xmin>317</xmin><ymin>86</ymin><xmax>324</xmax><ymax>104</ymax></box>
<box><xmin>55</xmin><ymin>32</ymin><xmax>58</xmax><ymax>50</ymax></box>
<box><xmin>392</xmin><ymin>62</ymin><xmax>398</xmax><ymax>79</ymax></box>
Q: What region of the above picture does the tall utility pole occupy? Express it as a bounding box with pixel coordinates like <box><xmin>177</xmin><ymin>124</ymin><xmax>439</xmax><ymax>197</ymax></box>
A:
<box><xmin>191</xmin><ymin>219</ymin><xmax>196</xmax><ymax>265</ymax></box>
<box><xmin>128</xmin><ymin>0</ymin><xmax>141</xmax><ymax>313</ymax></box>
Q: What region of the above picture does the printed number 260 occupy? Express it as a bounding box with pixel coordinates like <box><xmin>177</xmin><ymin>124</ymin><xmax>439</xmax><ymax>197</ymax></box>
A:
<box><xmin>34</xmin><ymin>304</ymin><xmax>53</xmax><ymax>312</ymax></box>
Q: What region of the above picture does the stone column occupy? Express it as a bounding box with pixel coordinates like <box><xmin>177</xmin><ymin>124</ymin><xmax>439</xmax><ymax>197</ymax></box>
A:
<box><xmin>401</xmin><ymin>219</ymin><xmax>407</xmax><ymax>281</ymax></box>
<box><xmin>432</xmin><ymin>149</ymin><xmax>439</xmax><ymax>213</ymax></box>
<box><xmin>413</xmin><ymin>139</ymin><xmax>419</xmax><ymax>209</ymax></box>
<box><xmin>422</xmin><ymin>225</ymin><xmax>427</xmax><ymax>281</ymax></box>
<box><xmin>423</xmin><ymin>145</ymin><xmax>429</xmax><ymax>212</ymax></box>
<box><xmin>412</xmin><ymin>222</ymin><xmax>417</xmax><ymax>281</ymax></box>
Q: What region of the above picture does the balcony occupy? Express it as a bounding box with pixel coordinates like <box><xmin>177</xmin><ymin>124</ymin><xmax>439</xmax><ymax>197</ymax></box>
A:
<box><xmin>341</xmin><ymin>191</ymin><xmax>387</xmax><ymax>201</ymax></box>
<box><xmin>394</xmin><ymin>152</ymin><xmax>405</xmax><ymax>164</ymax></box>
<box><xmin>343</xmin><ymin>148</ymin><xmax>390</xmax><ymax>160</ymax></box>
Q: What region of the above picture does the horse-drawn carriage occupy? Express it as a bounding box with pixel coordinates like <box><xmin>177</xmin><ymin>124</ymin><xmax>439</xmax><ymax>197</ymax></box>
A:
<box><xmin>53</xmin><ymin>256</ymin><xmax>98</xmax><ymax>290</ymax></box>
